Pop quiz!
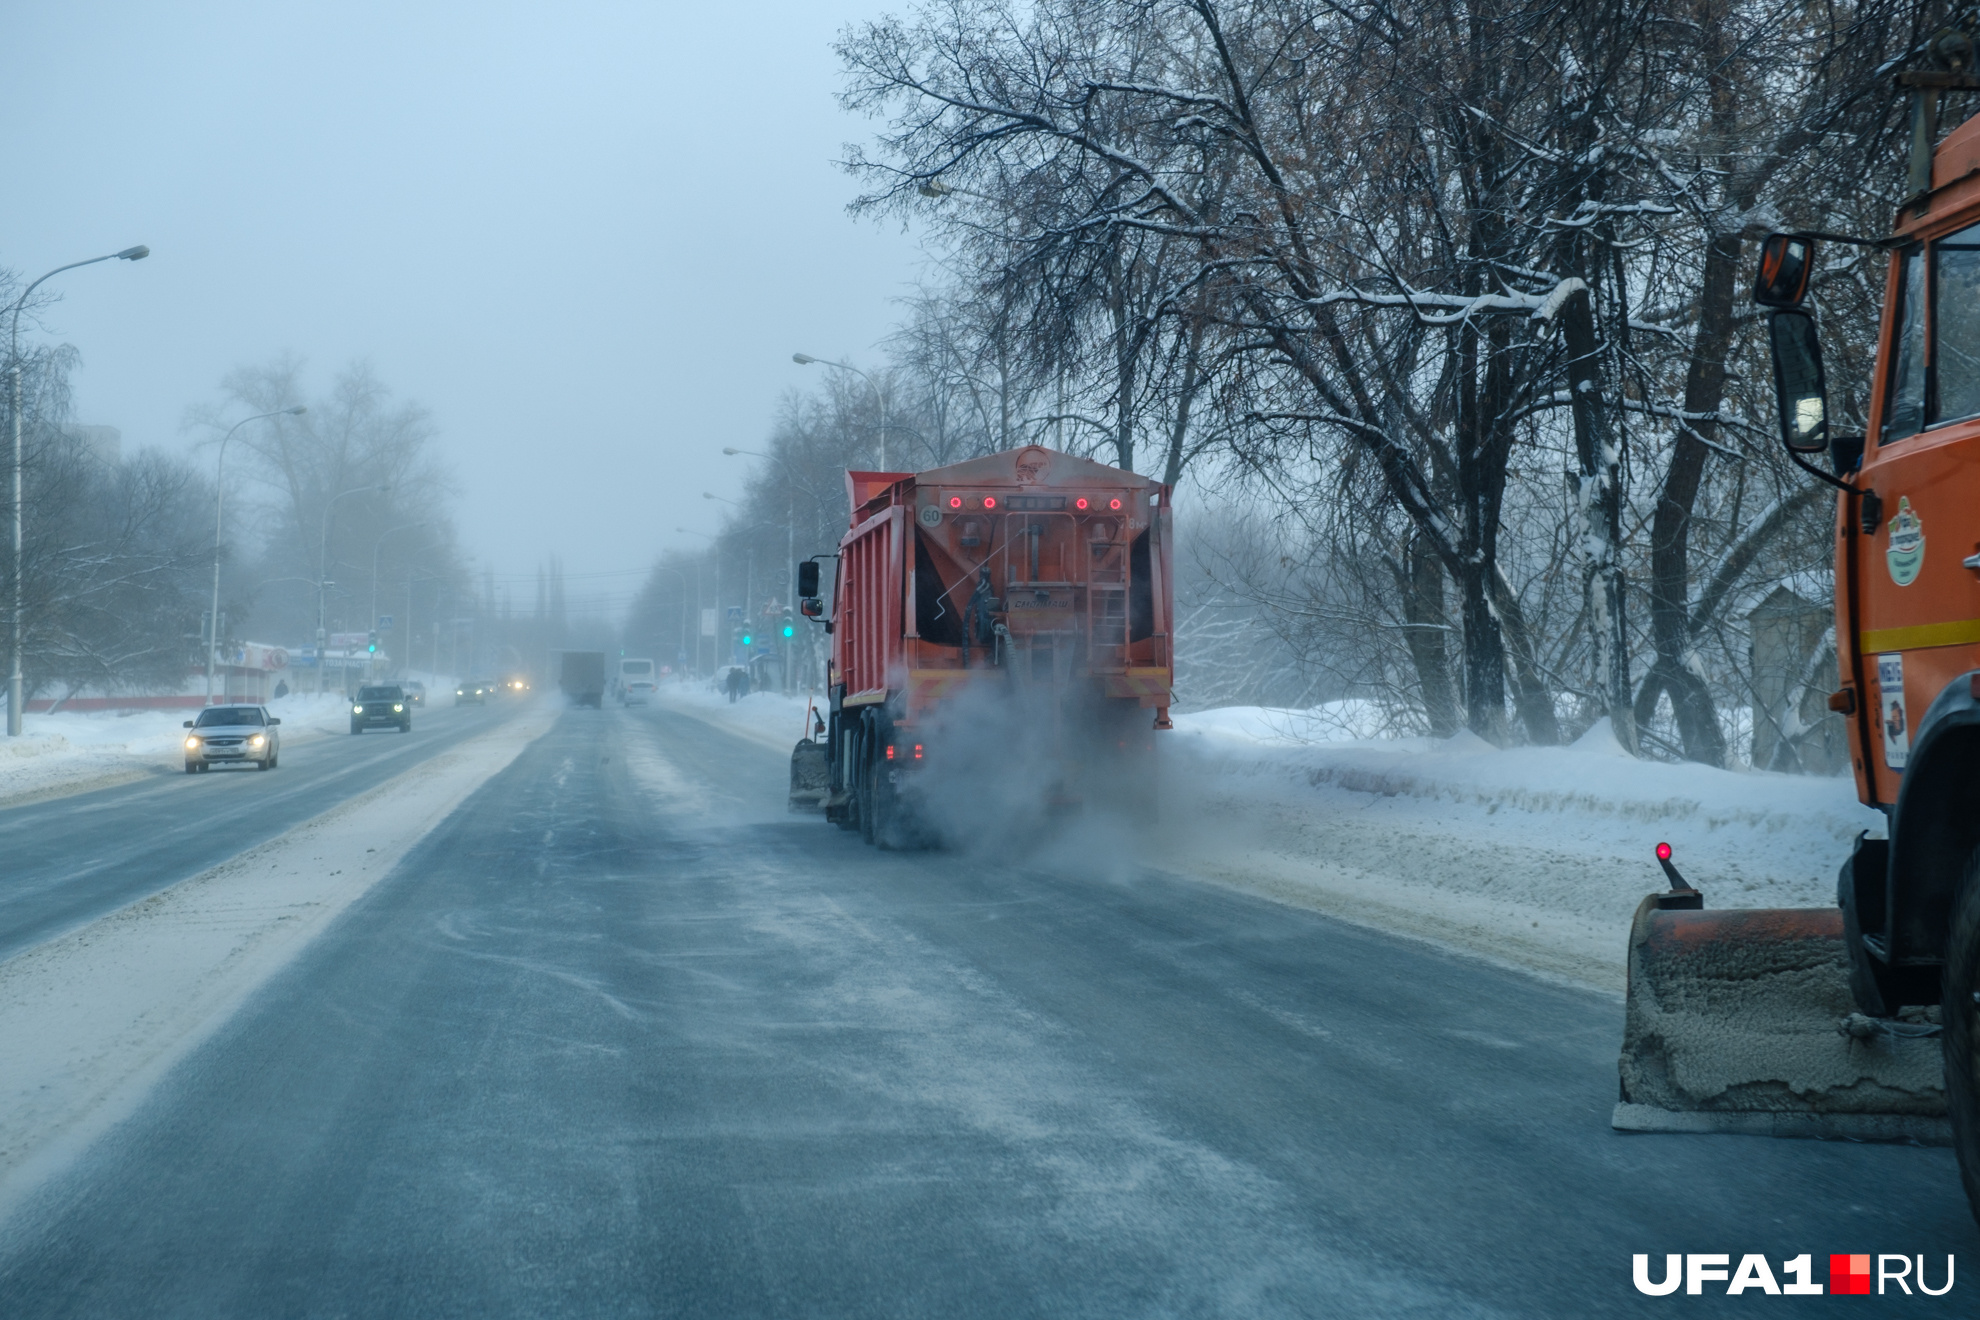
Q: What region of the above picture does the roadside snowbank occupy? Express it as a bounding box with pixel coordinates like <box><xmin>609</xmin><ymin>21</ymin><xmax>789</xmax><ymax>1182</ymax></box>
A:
<box><xmin>1166</xmin><ymin>707</ymin><xmax>1881</xmax><ymax>991</ymax></box>
<box><xmin>650</xmin><ymin>680</ymin><xmax>822</xmax><ymax>752</ymax></box>
<box><xmin>656</xmin><ymin>686</ymin><xmax>1879</xmax><ymax>993</ymax></box>
<box><xmin>0</xmin><ymin>693</ymin><xmax>359</xmax><ymax>807</ymax></box>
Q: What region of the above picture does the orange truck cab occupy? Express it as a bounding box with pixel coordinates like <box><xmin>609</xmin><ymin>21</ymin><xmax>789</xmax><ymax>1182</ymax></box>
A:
<box><xmin>793</xmin><ymin>444</ymin><xmax>1174</xmax><ymax>847</ymax></box>
<box><xmin>1759</xmin><ymin>92</ymin><xmax>1980</xmax><ymax>1214</ymax></box>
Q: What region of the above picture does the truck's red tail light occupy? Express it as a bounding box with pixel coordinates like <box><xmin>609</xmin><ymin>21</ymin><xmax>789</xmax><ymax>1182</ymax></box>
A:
<box><xmin>1109</xmin><ymin>497</ymin><xmax>1122</xmax><ymax>510</ymax></box>
<box><xmin>913</xmin><ymin>744</ymin><xmax>923</xmax><ymax>759</ymax></box>
<box><xmin>886</xmin><ymin>745</ymin><xmax>895</xmax><ymax>759</ymax></box>
<box><xmin>1076</xmin><ymin>497</ymin><xmax>1089</xmax><ymax>509</ymax></box>
<box><xmin>949</xmin><ymin>496</ymin><xmax>961</xmax><ymax>508</ymax></box>
<box><xmin>983</xmin><ymin>497</ymin><xmax>997</xmax><ymax>509</ymax></box>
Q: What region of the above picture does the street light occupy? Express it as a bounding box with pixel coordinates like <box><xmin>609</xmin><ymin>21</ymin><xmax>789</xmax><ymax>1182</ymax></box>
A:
<box><xmin>205</xmin><ymin>406</ymin><xmax>306</xmax><ymax>705</ymax></box>
<box><xmin>677</xmin><ymin>527</ymin><xmax>718</xmax><ymax>677</ymax></box>
<box><xmin>399</xmin><ymin>543</ymin><xmax>445</xmax><ymax>679</ymax></box>
<box><xmin>6</xmin><ymin>244</ymin><xmax>149</xmax><ymax>736</ymax></box>
<box><xmin>317</xmin><ymin>483</ymin><xmax>389</xmax><ymax>693</ymax></box>
<box><xmin>370</xmin><ymin>521</ymin><xmax>426</xmax><ymax>677</ymax></box>
<box><xmin>648</xmin><ymin>564</ymin><xmax>691</xmax><ymax>678</ymax></box>
<box><xmin>792</xmin><ymin>353</ymin><xmax>890</xmax><ymax>469</ymax></box>
<box><xmin>723</xmin><ymin>446</ymin><xmax>799</xmax><ymax>694</ymax></box>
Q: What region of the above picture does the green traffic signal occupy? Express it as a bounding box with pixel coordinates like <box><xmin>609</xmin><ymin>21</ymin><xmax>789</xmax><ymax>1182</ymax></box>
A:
<box><xmin>781</xmin><ymin>625</ymin><xmax>794</xmax><ymax>638</ymax></box>
<box><xmin>741</xmin><ymin>633</ymin><xmax>753</xmax><ymax>646</ymax></box>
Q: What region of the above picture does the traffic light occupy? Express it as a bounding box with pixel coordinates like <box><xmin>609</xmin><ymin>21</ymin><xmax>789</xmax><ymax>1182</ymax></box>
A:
<box><xmin>781</xmin><ymin>624</ymin><xmax>795</xmax><ymax>639</ymax></box>
<box><xmin>741</xmin><ymin>632</ymin><xmax>753</xmax><ymax>647</ymax></box>
<box><xmin>367</xmin><ymin>631</ymin><xmax>378</xmax><ymax>654</ymax></box>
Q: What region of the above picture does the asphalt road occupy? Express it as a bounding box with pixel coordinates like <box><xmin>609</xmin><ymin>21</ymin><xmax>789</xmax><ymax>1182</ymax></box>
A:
<box><xmin>0</xmin><ymin>695</ymin><xmax>518</xmax><ymax>962</ymax></box>
<box><xmin>0</xmin><ymin>701</ymin><xmax>1970</xmax><ymax>1316</ymax></box>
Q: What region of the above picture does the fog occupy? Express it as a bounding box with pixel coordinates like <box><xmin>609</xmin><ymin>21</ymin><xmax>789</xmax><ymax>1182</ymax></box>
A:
<box><xmin>4</xmin><ymin>1</ymin><xmax>918</xmax><ymax>605</ymax></box>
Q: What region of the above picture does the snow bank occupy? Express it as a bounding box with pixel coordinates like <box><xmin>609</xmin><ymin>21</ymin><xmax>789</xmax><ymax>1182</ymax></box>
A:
<box><xmin>649</xmin><ymin>679</ymin><xmax>821</xmax><ymax>752</ymax></box>
<box><xmin>1167</xmin><ymin>705</ymin><xmax>1883</xmax><ymax>990</ymax></box>
<box><xmin>0</xmin><ymin>693</ymin><xmax>360</xmax><ymax>807</ymax></box>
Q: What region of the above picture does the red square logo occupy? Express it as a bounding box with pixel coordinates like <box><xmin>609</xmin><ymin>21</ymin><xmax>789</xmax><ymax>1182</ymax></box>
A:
<box><xmin>1830</xmin><ymin>1254</ymin><xmax>1871</xmax><ymax>1295</ymax></box>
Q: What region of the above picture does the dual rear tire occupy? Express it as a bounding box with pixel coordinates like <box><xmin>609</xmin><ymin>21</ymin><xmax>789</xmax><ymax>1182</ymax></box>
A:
<box><xmin>836</xmin><ymin>713</ymin><xmax>915</xmax><ymax>849</ymax></box>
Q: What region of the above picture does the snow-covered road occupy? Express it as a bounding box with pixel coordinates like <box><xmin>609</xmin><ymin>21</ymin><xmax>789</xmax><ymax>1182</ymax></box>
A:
<box><xmin>0</xmin><ymin>688</ymin><xmax>1966</xmax><ymax>1314</ymax></box>
<box><xmin>0</xmin><ymin>698</ymin><xmax>1965</xmax><ymax>1316</ymax></box>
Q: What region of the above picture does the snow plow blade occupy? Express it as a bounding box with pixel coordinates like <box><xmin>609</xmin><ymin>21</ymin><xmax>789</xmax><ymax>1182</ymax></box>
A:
<box><xmin>1613</xmin><ymin>848</ymin><xmax>1949</xmax><ymax>1145</ymax></box>
<box><xmin>788</xmin><ymin>739</ymin><xmax>829</xmax><ymax>814</ymax></box>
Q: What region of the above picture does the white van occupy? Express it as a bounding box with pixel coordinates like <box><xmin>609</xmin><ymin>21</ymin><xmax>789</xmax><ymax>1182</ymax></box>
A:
<box><xmin>618</xmin><ymin>657</ymin><xmax>657</xmax><ymax>705</ymax></box>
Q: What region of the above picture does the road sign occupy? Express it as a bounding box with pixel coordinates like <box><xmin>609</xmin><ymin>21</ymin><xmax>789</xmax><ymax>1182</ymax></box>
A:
<box><xmin>376</xmin><ymin>615</ymin><xmax>394</xmax><ymax>633</ymax></box>
<box><xmin>700</xmin><ymin>608</ymin><xmax>717</xmax><ymax>637</ymax></box>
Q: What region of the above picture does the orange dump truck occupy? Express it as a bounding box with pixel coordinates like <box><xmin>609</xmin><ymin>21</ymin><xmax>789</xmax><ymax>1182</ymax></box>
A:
<box><xmin>1615</xmin><ymin>55</ymin><xmax>1980</xmax><ymax>1225</ymax></box>
<box><xmin>787</xmin><ymin>444</ymin><xmax>1174</xmax><ymax>847</ymax></box>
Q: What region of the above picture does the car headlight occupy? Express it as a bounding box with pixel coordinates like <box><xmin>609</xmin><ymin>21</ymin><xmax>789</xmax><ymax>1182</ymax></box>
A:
<box><xmin>354</xmin><ymin>705</ymin><xmax>364</xmax><ymax>714</ymax></box>
<box><xmin>393</xmin><ymin>703</ymin><xmax>403</xmax><ymax>712</ymax></box>
<box><xmin>250</xmin><ymin>734</ymin><xmax>264</xmax><ymax>746</ymax></box>
<box><xmin>185</xmin><ymin>736</ymin><xmax>200</xmax><ymax>749</ymax></box>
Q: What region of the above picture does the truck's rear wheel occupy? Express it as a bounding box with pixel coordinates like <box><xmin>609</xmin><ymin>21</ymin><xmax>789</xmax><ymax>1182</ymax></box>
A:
<box><xmin>857</xmin><ymin>720</ymin><xmax>877</xmax><ymax>846</ymax></box>
<box><xmin>1946</xmin><ymin>844</ymin><xmax>1980</xmax><ymax>1229</ymax></box>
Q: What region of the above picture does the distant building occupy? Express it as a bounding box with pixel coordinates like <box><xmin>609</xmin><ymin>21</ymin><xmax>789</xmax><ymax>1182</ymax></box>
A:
<box><xmin>1745</xmin><ymin>585</ymin><xmax>1846</xmax><ymax>774</ymax></box>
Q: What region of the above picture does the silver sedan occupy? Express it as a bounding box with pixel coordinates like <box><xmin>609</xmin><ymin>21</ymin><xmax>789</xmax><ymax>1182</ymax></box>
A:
<box><xmin>183</xmin><ymin>705</ymin><xmax>282</xmax><ymax>773</ymax></box>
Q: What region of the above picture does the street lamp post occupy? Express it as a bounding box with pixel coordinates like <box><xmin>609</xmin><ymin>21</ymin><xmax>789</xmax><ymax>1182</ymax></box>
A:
<box><xmin>648</xmin><ymin>565</ymin><xmax>691</xmax><ymax>677</ymax></box>
<box><xmin>722</xmin><ymin>447</ymin><xmax>799</xmax><ymax>693</ymax></box>
<box><xmin>317</xmin><ymin>484</ymin><xmax>389</xmax><ymax>694</ymax></box>
<box><xmin>677</xmin><ymin>527</ymin><xmax>717</xmax><ymax>677</ymax></box>
<box><xmin>205</xmin><ymin>406</ymin><xmax>306</xmax><ymax>706</ymax></box>
<box><xmin>370</xmin><ymin>522</ymin><xmax>425</xmax><ymax>678</ymax></box>
<box><xmin>792</xmin><ymin>354</ymin><xmax>889</xmax><ymax>469</ymax></box>
<box><xmin>400</xmin><ymin>544</ymin><xmax>444</xmax><ymax>680</ymax></box>
<box><xmin>6</xmin><ymin>244</ymin><xmax>149</xmax><ymax>735</ymax></box>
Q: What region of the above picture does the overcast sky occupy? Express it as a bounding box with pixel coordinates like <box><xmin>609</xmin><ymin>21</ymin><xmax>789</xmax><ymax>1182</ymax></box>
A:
<box><xmin>5</xmin><ymin>1</ymin><xmax>922</xmax><ymax>617</ymax></box>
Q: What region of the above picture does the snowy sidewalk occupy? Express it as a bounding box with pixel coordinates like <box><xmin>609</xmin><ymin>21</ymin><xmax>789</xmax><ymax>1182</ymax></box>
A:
<box><xmin>653</xmin><ymin>684</ymin><xmax>1880</xmax><ymax>994</ymax></box>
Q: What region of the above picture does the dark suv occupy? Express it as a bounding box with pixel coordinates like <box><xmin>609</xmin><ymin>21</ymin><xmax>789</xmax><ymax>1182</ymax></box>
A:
<box><xmin>351</xmin><ymin>684</ymin><xmax>412</xmax><ymax>734</ymax></box>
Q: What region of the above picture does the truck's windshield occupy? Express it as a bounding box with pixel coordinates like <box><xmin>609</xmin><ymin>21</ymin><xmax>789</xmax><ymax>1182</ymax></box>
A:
<box><xmin>1885</xmin><ymin>247</ymin><xmax>1926</xmax><ymax>442</ymax></box>
<box><xmin>1882</xmin><ymin>225</ymin><xmax>1980</xmax><ymax>443</ymax></box>
<box><xmin>1939</xmin><ymin>226</ymin><xmax>1980</xmax><ymax>421</ymax></box>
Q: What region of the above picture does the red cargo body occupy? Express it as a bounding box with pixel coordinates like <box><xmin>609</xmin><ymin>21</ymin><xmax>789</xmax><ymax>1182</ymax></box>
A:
<box><xmin>819</xmin><ymin>445</ymin><xmax>1174</xmax><ymax>844</ymax></box>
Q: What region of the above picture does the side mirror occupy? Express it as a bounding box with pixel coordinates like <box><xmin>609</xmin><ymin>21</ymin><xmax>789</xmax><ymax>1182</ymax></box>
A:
<box><xmin>796</xmin><ymin>560</ymin><xmax>820</xmax><ymax>598</ymax></box>
<box><xmin>269</xmin><ymin>717</ymin><xmax>282</xmax><ymax>725</ymax></box>
<box><xmin>800</xmin><ymin>598</ymin><xmax>824</xmax><ymax>618</ymax></box>
<box><xmin>1768</xmin><ymin>310</ymin><xmax>1830</xmax><ymax>454</ymax></box>
<box><xmin>1754</xmin><ymin>233</ymin><xmax>1814</xmax><ymax>307</ymax></box>
<box><xmin>183</xmin><ymin>720</ymin><xmax>194</xmax><ymax>728</ymax></box>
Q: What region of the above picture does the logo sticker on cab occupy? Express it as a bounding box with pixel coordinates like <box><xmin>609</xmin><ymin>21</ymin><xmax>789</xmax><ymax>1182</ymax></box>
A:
<box><xmin>1885</xmin><ymin>496</ymin><xmax>1924</xmax><ymax>586</ymax></box>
